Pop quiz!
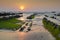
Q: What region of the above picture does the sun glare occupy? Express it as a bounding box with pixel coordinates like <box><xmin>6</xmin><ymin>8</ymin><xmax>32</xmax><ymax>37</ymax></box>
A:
<box><xmin>20</xmin><ymin>6</ymin><xmax>24</xmax><ymax>10</ymax></box>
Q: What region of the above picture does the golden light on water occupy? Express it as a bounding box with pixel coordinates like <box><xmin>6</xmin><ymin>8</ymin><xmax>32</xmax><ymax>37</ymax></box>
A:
<box><xmin>20</xmin><ymin>6</ymin><xmax>24</xmax><ymax>10</ymax></box>
<box><xmin>20</xmin><ymin>17</ymin><xmax>24</xmax><ymax>21</ymax></box>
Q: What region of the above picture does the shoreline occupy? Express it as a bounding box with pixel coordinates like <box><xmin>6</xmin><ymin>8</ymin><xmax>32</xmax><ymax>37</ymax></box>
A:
<box><xmin>0</xmin><ymin>29</ymin><xmax>14</xmax><ymax>32</ymax></box>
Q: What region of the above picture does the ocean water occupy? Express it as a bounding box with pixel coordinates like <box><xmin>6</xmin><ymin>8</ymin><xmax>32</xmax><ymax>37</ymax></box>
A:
<box><xmin>23</xmin><ymin>12</ymin><xmax>60</xmax><ymax>25</ymax></box>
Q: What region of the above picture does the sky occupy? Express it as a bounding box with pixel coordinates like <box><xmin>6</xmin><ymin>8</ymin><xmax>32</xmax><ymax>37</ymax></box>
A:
<box><xmin>0</xmin><ymin>0</ymin><xmax>60</xmax><ymax>12</ymax></box>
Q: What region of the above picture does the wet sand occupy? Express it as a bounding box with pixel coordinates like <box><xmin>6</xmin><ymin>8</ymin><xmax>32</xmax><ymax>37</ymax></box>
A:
<box><xmin>0</xmin><ymin>30</ymin><xmax>19</xmax><ymax>40</ymax></box>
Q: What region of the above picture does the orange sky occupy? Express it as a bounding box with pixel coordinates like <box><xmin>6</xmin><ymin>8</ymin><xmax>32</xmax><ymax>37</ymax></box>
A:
<box><xmin>0</xmin><ymin>0</ymin><xmax>60</xmax><ymax>12</ymax></box>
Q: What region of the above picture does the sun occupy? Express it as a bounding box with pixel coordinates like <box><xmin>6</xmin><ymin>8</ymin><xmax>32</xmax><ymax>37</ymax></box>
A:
<box><xmin>20</xmin><ymin>6</ymin><xmax>24</xmax><ymax>10</ymax></box>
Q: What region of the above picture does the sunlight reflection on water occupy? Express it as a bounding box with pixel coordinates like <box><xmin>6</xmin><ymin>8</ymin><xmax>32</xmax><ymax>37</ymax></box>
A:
<box><xmin>18</xmin><ymin>32</ymin><xmax>26</xmax><ymax>40</ymax></box>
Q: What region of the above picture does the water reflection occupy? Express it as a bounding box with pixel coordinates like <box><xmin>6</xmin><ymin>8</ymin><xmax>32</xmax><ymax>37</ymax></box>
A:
<box><xmin>18</xmin><ymin>32</ymin><xmax>26</xmax><ymax>40</ymax></box>
<box><xmin>19</xmin><ymin>32</ymin><xmax>26</xmax><ymax>36</ymax></box>
<box><xmin>20</xmin><ymin>17</ymin><xmax>24</xmax><ymax>21</ymax></box>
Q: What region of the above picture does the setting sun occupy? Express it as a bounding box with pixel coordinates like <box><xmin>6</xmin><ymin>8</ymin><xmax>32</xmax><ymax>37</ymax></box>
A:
<box><xmin>20</xmin><ymin>6</ymin><xmax>24</xmax><ymax>10</ymax></box>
